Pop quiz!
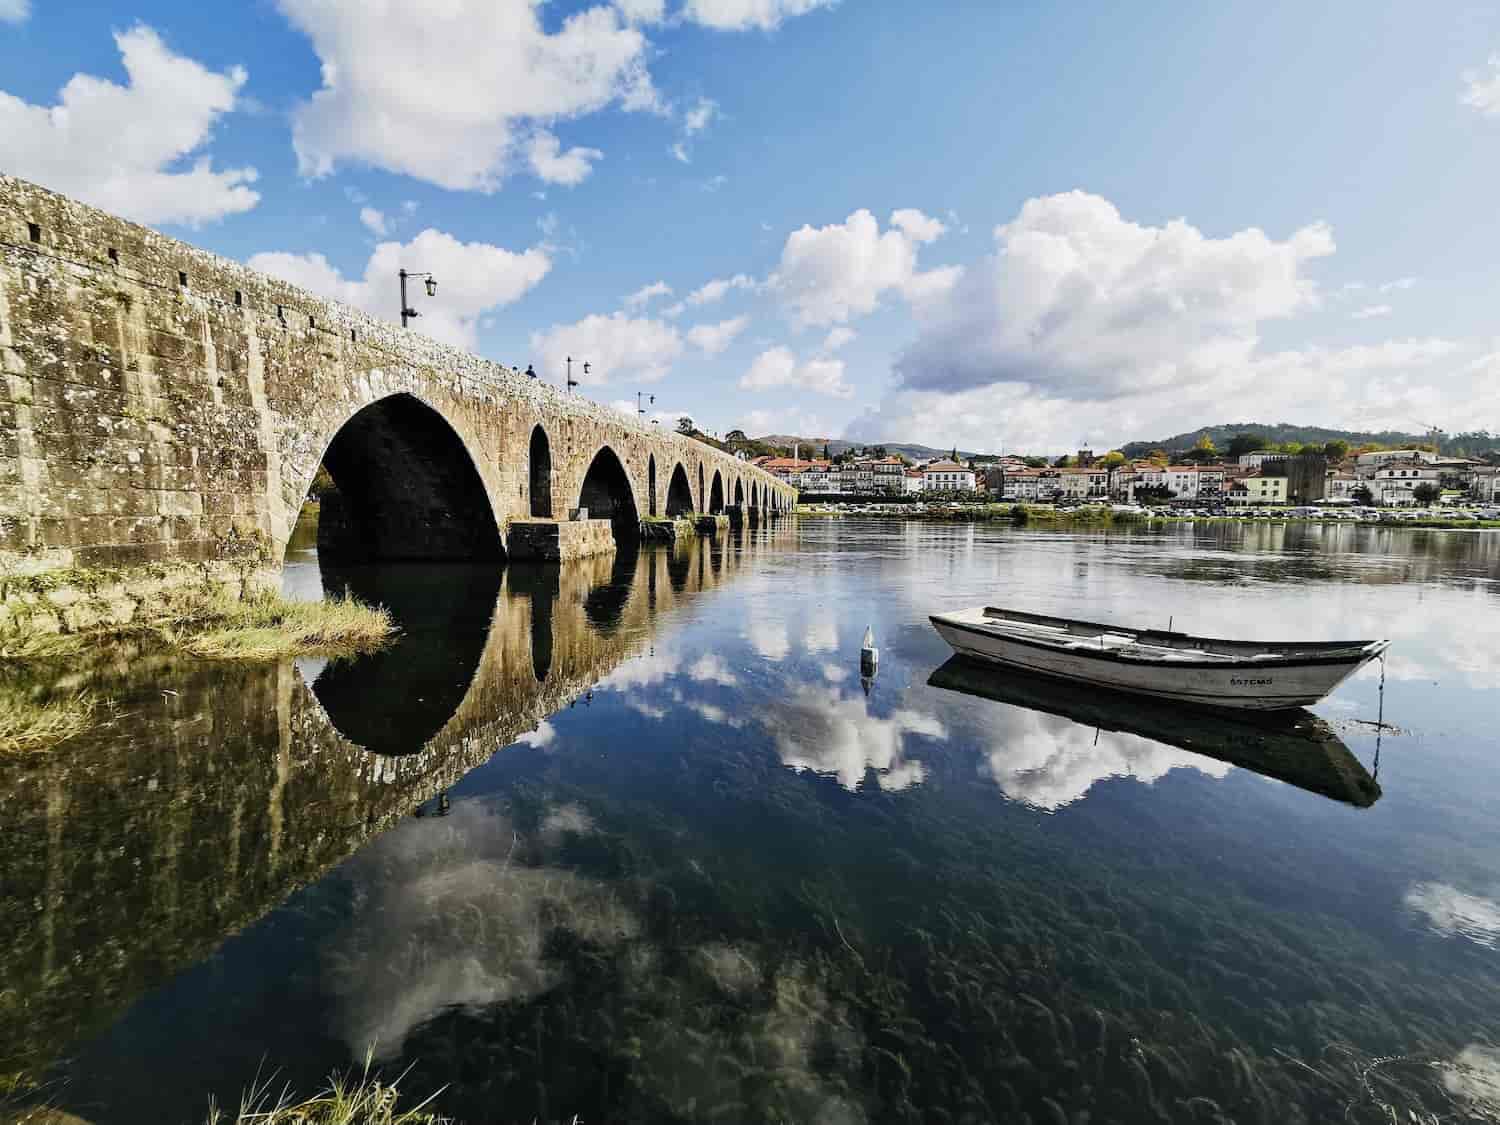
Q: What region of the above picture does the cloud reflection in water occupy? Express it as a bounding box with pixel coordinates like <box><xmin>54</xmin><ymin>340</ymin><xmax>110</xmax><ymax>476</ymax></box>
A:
<box><xmin>1405</xmin><ymin>882</ymin><xmax>1500</xmax><ymax>950</ymax></box>
<box><xmin>322</xmin><ymin>800</ymin><xmax>637</xmax><ymax>1060</ymax></box>
<box><xmin>979</xmin><ymin>706</ymin><xmax>1231</xmax><ymax>811</ymax></box>
<box><xmin>765</xmin><ymin>685</ymin><xmax>942</xmax><ymax>791</ymax></box>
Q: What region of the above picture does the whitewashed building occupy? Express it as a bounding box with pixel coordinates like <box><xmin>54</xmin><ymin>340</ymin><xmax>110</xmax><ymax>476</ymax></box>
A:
<box><xmin>1001</xmin><ymin>472</ymin><xmax>1043</xmax><ymax>500</ymax></box>
<box><xmin>1356</xmin><ymin>448</ymin><xmax>1439</xmax><ymax>468</ymax></box>
<box><xmin>1325</xmin><ymin>472</ymin><xmax>1362</xmax><ymax>501</ymax></box>
<box><xmin>1469</xmin><ymin>466</ymin><xmax>1500</xmax><ymax>503</ymax></box>
<box><xmin>1373</xmin><ymin>462</ymin><xmax>1442</xmax><ymax>506</ymax></box>
<box><xmin>924</xmin><ymin>462</ymin><xmax>977</xmax><ymax>492</ymax></box>
<box><xmin>1056</xmin><ymin>467</ymin><xmax>1112</xmax><ymax>499</ymax></box>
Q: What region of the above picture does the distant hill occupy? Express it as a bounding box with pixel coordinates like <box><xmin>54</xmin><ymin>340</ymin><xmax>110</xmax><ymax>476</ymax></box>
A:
<box><xmin>754</xmin><ymin>435</ymin><xmax>986</xmax><ymax>461</ymax></box>
<box><xmin>1120</xmin><ymin>423</ymin><xmax>1500</xmax><ymax>460</ymax></box>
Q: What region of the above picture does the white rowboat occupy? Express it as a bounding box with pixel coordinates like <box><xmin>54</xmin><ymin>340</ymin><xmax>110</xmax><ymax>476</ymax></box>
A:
<box><xmin>929</xmin><ymin>606</ymin><xmax>1389</xmax><ymax>711</ymax></box>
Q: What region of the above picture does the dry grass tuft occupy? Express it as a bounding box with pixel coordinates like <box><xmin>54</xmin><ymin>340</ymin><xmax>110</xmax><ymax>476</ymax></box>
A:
<box><xmin>0</xmin><ymin>686</ymin><xmax>95</xmax><ymax>755</ymax></box>
<box><xmin>161</xmin><ymin>590</ymin><xmax>396</xmax><ymax>661</ymax></box>
<box><xmin>205</xmin><ymin>1059</ymin><xmax>451</xmax><ymax>1125</ymax></box>
<box><xmin>0</xmin><ymin>630</ymin><xmax>87</xmax><ymax>662</ymax></box>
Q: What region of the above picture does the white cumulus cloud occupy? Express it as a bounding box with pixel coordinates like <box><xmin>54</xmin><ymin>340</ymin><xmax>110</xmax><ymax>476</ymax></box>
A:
<box><xmin>624</xmin><ymin>280</ymin><xmax>673</xmax><ymax>307</ymax></box>
<box><xmin>896</xmin><ymin>190</ymin><xmax>1334</xmax><ymax>401</ymax></box>
<box><xmin>850</xmin><ymin>335</ymin><xmax>1468</xmax><ymax>454</ymax></box>
<box><xmin>614</xmin><ymin>0</ymin><xmax>666</xmax><ymax>23</ymax></box>
<box><xmin>530</xmin><ymin>312</ymin><xmax>684</xmax><ymax>383</ymax></box>
<box><xmin>740</xmin><ymin>346</ymin><xmax>852</xmax><ymax>397</ymax></box>
<box><xmin>684</xmin><ymin>96</ymin><xmax>718</xmax><ymax>134</ymax></box>
<box><xmin>249</xmin><ymin>228</ymin><xmax>551</xmax><ymax>350</ymax></box>
<box><xmin>1351</xmin><ymin>304</ymin><xmax>1391</xmax><ymax>320</ymax></box>
<box><xmin>277</xmin><ymin>0</ymin><xmax>653</xmax><ymax>191</ymax></box>
<box><xmin>687</xmin><ymin>273</ymin><xmax>756</xmax><ymax>306</ymax></box>
<box><xmin>687</xmin><ymin>315</ymin><xmax>750</xmax><ymax>355</ymax></box>
<box><xmin>0</xmin><ymin>0</ymin><xmax>30</xmax><ymax>24</ymax></box>
<box><xmin>821</xmin><ymin>327</ymin><xmax>855</xmax><ymax>353</ymax></box>
<box><xmin>358</xmin><ymin>207</ymin><xmax>388</xmax><ymax>236</ymax></box>
<box><xmin>1461</xmin><ymin>53</ymin><xmax>1500</xmax><ymax>116</ymax></box>
<box><xmin>682</xmin><ymin>0</ymin><xmax>838</xmax><ymax>31</ymax></box>
<box><xmin>0</xmin><ymin>25</ymin><xmax>258</xmax><ymax>225</ymax></box>
<box><xmin>771</xmin><ymin>208</ymin><xmax>956</xmax><ymax>327</ymax></box>
<box><xmin>526</xmin><ymin>130</ymin><xmax>604</xmax><ymax>186</ymax></box>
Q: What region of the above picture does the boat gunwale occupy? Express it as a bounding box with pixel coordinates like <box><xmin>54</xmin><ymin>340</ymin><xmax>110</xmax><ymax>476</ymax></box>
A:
<box><xmin>931</xmin><ymin>612</ymin><xmax>1389</xmax><ymax>671</ymax></box>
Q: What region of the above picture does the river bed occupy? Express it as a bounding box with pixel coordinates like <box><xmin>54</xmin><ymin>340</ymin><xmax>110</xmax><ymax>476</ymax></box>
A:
<box><xmin>3</xmin><ymin>519</ymin><xmax>1498</xmax><ymax>1124</ymax></box>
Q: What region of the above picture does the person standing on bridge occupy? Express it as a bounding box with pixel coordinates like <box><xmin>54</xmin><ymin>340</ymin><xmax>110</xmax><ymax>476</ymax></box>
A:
<box><xmin>525</xmin><ymin>364</ymin><xmax>538</xmax><ymax>379</ymax></box>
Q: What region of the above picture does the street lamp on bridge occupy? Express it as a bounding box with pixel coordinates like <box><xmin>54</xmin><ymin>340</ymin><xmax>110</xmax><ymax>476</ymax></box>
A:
<box><xmin>566</xmin><ymin>357</ymin><xmax>589</xmax><ymax>392</ymax></box>
<box><xmin>398</xmin><ymin>269</ymin><xmax>437</xmax><ymax>328</ymax></box>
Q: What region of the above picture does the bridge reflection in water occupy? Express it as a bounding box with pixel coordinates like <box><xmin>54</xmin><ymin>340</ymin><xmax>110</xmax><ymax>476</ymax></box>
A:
<box><xmin>0</xmin><ymin>525</ymin><xmax>789</xmax><ymax>1088</ymax></box>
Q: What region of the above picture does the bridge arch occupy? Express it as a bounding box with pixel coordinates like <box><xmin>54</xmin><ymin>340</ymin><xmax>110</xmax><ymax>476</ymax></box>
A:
<box><xmin>666</xmin><ymin>462</ymin><xmax>695</xmax><ymax>517</ymax></box>
<box><xmin>697</xmin><ymin>462</ymin><xmax>706</xmax><ymax>511</ymax></box>
<box><xmin>529</xmin><ymin>424</ymin><xmax>553</xmax><ymax>518</ymax></box>
<box><xmin>647</xmin><ymin>454</ymin><xmax>658</xmax><ymax>517</ymax></box>
<box><xmin>734</xmin><ymin>477</ymin><xmax>744</xmax><ymax>507</ymax></box>
<box><xmin>578</xmin><ymin>444</ymin><xmax>640</xmax><ymax>541</ymax></box>
<box><xmin>709</xmin><ymin>470</ymin><xmax>725</xmax><ymax>514</ymax></box>
<box><xmin>308</xmin><ymin>392</ymin><xmax>503</xmax><ymax>563</ymax></box>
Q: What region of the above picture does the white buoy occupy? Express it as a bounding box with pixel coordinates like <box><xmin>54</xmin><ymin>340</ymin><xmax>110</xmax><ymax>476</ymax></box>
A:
<box><xmin>860</xmin><ymin>625</ymin><xmax>879</xmax><ymax>677</ymax></box>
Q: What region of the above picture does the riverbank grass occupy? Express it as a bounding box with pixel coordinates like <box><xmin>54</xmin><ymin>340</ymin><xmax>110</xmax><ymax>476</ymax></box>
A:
<box><xmin>0</xmin><ymin>687</ymin><xmax>95</xmax><ymax>754</ymax></box>
<box><xmin>162</xmin><ymin>590</ymin><xmax>396</xmax><ymax>661</ymax></box>
<box><xmin>206</xmin><ymin>1065</ymin><xmax>450</xmax><ymax>1125</ymax></box>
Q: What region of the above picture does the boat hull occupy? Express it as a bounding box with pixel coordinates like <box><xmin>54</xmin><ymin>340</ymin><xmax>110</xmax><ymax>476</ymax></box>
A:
<box><xmin>929</xmin><ymin>617</ymin><xmax>1374</xmax><ymax>710</ymax></box>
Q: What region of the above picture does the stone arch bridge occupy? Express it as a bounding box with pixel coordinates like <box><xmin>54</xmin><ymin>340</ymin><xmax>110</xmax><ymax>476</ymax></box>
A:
<box><xmin>0</xmin><ymin>174</ymin><xmax>795</xmax><ymax>582</ymax></box>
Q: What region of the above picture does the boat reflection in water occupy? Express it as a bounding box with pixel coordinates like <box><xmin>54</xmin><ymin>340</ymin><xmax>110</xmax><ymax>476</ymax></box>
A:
<box><xmin>927</xmin><ymin>656</ymin><xmax>1382</xmax><ymax>809</ymax></box>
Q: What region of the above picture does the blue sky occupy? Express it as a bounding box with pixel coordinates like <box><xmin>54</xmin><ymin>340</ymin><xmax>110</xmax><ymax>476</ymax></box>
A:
<box><xmin>3</xmin><ymin>0</ymin><xmax>1500</xmax><ymax>452</ymax></box>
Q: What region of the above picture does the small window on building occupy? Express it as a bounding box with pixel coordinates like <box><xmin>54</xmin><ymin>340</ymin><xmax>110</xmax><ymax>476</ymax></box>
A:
<box><xmin>27</xmin><ymin>222</ymin><xmax>41</xmax><ymax>243</ymax></box>
<box><xmin>108</xmin><ymin>247</ymin><xmax>119</xmax><ymax>264</ymax></box>
<box><xmin>178</xmin><ymin>270</ymin><xmax>189</xmax><ymax>288</ymax></box>
<box><xmin>234</xmin><ymin>290</ymin><xmax>243</xmax><ymax>307</ymax></box>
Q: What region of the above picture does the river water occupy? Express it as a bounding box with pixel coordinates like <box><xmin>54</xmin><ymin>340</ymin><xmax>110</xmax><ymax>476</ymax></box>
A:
<box><xmin>3</xmin><ymin>520</ymin><xmax>1499</xmax><ymax>1124</ymax></box>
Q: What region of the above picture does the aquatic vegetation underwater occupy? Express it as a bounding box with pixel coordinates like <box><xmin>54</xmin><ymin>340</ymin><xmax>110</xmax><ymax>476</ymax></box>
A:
<box><xmin>285</xmin><ymin>735</ymin><xmax>1500</xmax><ymax>1125</ymax></box>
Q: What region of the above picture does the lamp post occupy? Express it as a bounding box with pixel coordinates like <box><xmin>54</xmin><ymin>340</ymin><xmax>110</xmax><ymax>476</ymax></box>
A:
<box><xmin>637</xmin><ymin>391</ymin><xmax>654</xmax><ymax>418</ymax></box>
<box><xmin>399</xmin><ymin>269</ymin><xmax>437</xmax><ymax>328</ymax></box>
<box><xmin>565</xmin><ymin>358</ymin><xmax>589</xmax><ymax>392</ymax></box>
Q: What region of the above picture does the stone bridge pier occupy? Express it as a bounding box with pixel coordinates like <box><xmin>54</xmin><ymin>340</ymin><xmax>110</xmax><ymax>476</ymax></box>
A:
<box><xmin>0</xmin><ymin>174</ymin><xmax>797</xmax><ymax>595</ymax></box>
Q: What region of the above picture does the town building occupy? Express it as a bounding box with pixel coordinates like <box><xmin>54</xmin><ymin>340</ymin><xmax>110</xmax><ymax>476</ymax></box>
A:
<box><xmin>1227</xmin><ymin>474</ymin><xmax>1289</xmax><ymax>505</ymax></box>
<box><xmin>1372</xmin><ymin>462</ymin><xmax>1442</xmax><ymax>506</ymax></box>
<box><xmin>924</xmin><ymin>461</ymin><xmax>978</xmax><ymax>492</ymax></box>
<box><xmin>1000</xmin><ymin>471</ymin><xmax>1043</xmax><ymax>500</ymax></box>
<box><xmin>1355</xmin><ymin>448</ymin><xmax>1440</xmax><ymax>468</ymax></box>
<box><xmin>1055</xmin><ymin>467</ymin><xmax>1111</xmax><ymax>500</ymax></box>
<box><xmin>1469</xmin><ymin>466</ymin><xmax>1500</xmax><ymax>503</ymax></box>
<box><xmin>1325</xmin><ymin>471</ymin><xmax>1361</xmax><ymax>501</ymax></box>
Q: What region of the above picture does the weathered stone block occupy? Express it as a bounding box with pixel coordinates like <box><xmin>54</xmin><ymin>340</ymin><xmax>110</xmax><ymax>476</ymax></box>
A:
<box><xmin>506</xmin><ymin>518</ymin><xmax>616</xmax><ymax>562</ymax></box>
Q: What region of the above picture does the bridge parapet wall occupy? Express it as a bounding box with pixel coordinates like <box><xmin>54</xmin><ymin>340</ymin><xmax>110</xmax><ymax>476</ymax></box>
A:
<box><xmin>0</xmin><ymin>174</ymin><xmax>794</xmax><ymax>580</ymax></box>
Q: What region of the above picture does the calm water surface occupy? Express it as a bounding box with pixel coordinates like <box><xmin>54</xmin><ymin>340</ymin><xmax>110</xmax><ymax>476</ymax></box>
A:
<box><xmin>4</xmin><ymin>520</ymin><xmax>1500</xmax><ymax>1124</ymax></box>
